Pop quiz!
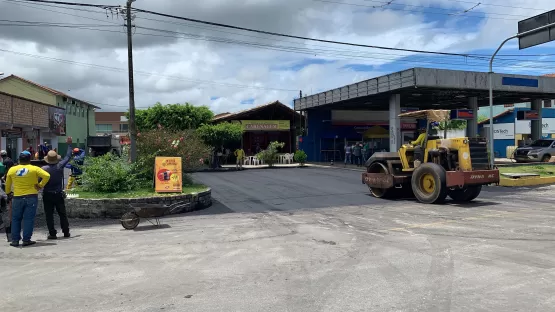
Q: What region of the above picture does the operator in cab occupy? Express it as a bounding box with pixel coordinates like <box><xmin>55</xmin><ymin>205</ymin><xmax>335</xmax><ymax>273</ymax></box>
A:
<box><xmin>411</xmin><ymin>127</ymin><xmax>427</xmax><ymax>164</ymax></box>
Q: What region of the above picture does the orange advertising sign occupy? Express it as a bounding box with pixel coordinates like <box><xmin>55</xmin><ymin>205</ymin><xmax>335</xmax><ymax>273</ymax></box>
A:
<box><xmin>154</xmin><ymin>157</ymin><xmax>182</xmax><ymax>193</ymax></box>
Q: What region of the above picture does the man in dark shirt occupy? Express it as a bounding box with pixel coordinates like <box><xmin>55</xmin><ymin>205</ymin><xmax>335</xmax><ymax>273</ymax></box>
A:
<box><xmin>1</xmin><ymin>150</ymin><xmax>15</xmax><ymax>179</ymax></box>
<box><xmin>41</xmin><ymin>137</ymin><xmax>73</xmax><ymax>239</ymax></box>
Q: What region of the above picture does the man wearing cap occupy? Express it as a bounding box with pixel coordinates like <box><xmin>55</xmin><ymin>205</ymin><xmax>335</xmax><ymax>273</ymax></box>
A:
<box><xmin>5</xmin><ymin>150</ymin><xmax>50</xmax><ymax>247</ymax></box>
<box><xmin>41</xmin><ymin>137</ymin><xmax>74</xmax><ymax>239</ymax></box>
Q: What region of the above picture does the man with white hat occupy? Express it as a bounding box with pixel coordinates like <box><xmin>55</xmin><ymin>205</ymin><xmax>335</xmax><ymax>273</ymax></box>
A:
<box><xmin>41</xmin><ymin>137</ymin><xmax>74</xmax><ymax>239</ymax></box>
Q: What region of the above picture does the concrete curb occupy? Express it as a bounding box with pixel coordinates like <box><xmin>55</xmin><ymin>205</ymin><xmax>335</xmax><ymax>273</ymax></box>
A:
<box><xmin>499</xmin><ymin>177</ymin><xmax>555</xmax><ymax>187</ymax></box>
<box><xmin>38</xmin><ymin>188</ymin><xmax>213</xmax><ymax>219</ymax></box>
<box><xmin>307</xmin><ymin>164</ymin><xmax>366</xmax><ymax>172</ymax></box>
<box><xmin>309</xmin><ymin>163</ymin><xmax>555</xmax><ymax>187</ymax></box>
<box><xmin>190</xmin><ymin>165</ymin><xmax>305</xmax><ymax>172</ymax></box>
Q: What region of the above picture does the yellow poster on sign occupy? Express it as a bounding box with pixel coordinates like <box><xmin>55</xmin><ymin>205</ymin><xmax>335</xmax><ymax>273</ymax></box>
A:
<box><xmin>154</xmin><ymin>157</ymin><xmax>182</xmax><ymax>193</ymax></box>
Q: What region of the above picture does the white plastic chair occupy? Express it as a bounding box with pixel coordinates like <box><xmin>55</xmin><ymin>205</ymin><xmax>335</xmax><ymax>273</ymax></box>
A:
<box><xmin>252</xmin><ymin>156</ymin><xmax>260</xmax><ymax>166</ymax></box>
<box><xmin>284</xmin><ymin>153</ymin><xmax>294</xmax><ymax>164</ymax></box>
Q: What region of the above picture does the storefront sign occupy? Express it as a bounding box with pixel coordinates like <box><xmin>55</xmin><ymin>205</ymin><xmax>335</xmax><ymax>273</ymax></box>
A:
<box><xmin>543</xmin><ymin>118</ymin><xmax>555</xmax><ymax>134</ymax></box>
<box><xmin>401</xmin><ymin>107</ymin><xmax>418</xmax><ymax>113</ymax></box>
<box><xmin>1</xmin><ymin>128</ymin><xmax>22</xmax><ymax>138</ymax></box>
<box><xmin>516</xmin><ymin>110</ymin><xmax>539</xmax><ymax>120</ymax></box>
<box><xmin>48</xmin><ymin>107</ymin><xmax>66</xmax><ymax>135</ymax></box>
<box><xmin>492</xmin><ymin>123</ymin><xmax>514</xmax><ymax>139</ymax></box>
<box><xmin>154</xmin><ymin>157</ymin><xmax>182</xmax><ymax>193</ymax></box>
<box><xmin>451</xmin><ymin>109</ymin><xmax>474</xmax><ymax>119</ymax></box>
<box><xmin>515</xmin><ymin>120</ymin><xmax>531</xmax><ymax>134</ymax></box>
<box><xmin>239</xmin><ymin>120</ymin><xmax>290</xmax><ymax>131</ymax></box>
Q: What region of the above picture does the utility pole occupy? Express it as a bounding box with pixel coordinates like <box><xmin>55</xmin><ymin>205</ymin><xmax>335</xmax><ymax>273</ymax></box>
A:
<box><xmin>125</xmin><ymin>0</ymin><xmax>137</xmax><ymax>162</ymax></box>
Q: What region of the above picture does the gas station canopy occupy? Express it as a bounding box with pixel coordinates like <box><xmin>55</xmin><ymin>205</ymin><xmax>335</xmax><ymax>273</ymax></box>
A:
<box><xmin>293</xmin><ymin>67</ymin><xmax>555</xmax><ymax>111</ymax></box>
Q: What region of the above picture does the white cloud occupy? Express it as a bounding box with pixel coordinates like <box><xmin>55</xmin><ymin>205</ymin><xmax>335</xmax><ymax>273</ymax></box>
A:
<box><xmin>0</xmin><ymin>0</ymin><xmax>554</xmax><ymax>113</ymax></box>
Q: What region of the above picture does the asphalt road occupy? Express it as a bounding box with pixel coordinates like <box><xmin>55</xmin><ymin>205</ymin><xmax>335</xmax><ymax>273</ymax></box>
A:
<box><xmin>2</xmin><ymin>167</ymin><xmax>555</xmax><ymax>312</ymax></box>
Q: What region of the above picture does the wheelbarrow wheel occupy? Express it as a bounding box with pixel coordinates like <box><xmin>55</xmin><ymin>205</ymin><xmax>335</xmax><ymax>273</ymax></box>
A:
<box><xmin>121</xmin><ymin>212</ymin><xmax>140</xmax><ymax>230</ymax></box>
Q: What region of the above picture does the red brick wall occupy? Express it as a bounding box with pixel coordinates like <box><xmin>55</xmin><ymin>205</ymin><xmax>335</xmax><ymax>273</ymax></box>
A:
<box><xmin>0</xmin><ymin>92</ymin><xmax>52</xmax><ymax>128</ymax></box>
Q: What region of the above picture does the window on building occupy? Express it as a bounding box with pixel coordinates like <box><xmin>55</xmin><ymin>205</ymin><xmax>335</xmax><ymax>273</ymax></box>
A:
<box><xmin>120</xmin><ymin>123</ymin><xmax>129</xmax><ymax>132</ymax></box>
<box><xmin>96</xmin><ymin>124</ymin><xmax>113</xmax><ymax>133</ymax></box>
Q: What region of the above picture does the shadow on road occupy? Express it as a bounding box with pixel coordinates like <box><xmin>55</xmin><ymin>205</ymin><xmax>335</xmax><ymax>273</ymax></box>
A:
<box><xmin>185</xmin><ymin>200</ymin><xmax>235</xmax><ymax>216</ymax></box>
<box><xmin>129</xmin><ymin>224</ymin><xmax>172</xmax><ymax>232</ymax></box>
<box><xmin>24</xmin><ymin>241</ymin><xmax>57</xmax><ymax>248</ymax></box>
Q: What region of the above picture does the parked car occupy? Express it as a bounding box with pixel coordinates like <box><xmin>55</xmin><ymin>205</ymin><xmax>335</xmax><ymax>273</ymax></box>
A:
<box><xmin>513</xmin><ymin>139</ymin><xmax>555</xmax><ymax>163</ymax></box>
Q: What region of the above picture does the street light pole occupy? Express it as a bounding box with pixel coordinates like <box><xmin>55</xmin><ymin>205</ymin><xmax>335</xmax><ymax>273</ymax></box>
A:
<box><xmin>488</xmin><ymin>21</ymin><xmax>555</xmax><ymax>169</ymax></box>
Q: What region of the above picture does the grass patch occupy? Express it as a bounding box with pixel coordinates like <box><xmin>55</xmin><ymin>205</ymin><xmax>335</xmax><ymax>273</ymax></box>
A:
<box><xmin>70</xmin><ymin>184</ymin><xmax>209</xmax><ymax>199</ymax></box>
<box><xmin>499</xmin><ymin>165</ymin><xmax>555</xmax><ymax>177</ymax></box>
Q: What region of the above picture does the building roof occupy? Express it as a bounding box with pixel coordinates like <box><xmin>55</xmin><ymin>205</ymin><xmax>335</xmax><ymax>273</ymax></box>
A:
<box><xmin>398</xmin><ymin>109</ymin><xmax>451</xmax><ymax>122</ymax></box>
<box><xmin>0</xmin><ymin>75</ymin><xmax>100</xmax><ymax>109</ymax></box>
<box><xmin>295</xmin><ymin>67</ymin><xmax>555</xmax><ymax>111</ymax></box>
<box><xmin>212</xmin><ymin>101</ymin><xmax>300</xmax><ymax>122</ymax></box>
<box><xmin>0</xmin><ymin>90</ymin><xmax>58</xmax><ymax>108</ymax></box>
<box><xmin>478</xmin><ymin>108</ymin><xmax>514</xmax><ymax>125</ymax></box>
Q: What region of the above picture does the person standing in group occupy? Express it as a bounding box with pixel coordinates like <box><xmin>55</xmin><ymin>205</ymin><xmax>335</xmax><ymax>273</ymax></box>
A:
<box><xmin>41</xmin><ymin>137</ymin><xmax>74</xmax><ymax>239</ymax></box>
<box><xmin>5</xmin><ymin>151</ymin><xmax>50</xmax><ymax>247</ymax></box>
<box><xmin>234</xmin><ymin>147</ymin><xmax>245</xmax><ymax>171</ymax></box>
<box><xmin>362</xmin><ymin>141</ymin><xmax>370</xmax><ymax>164</ymax></box>
<box><xmin>344</xmin><ymin>144</ymin><xmax>352</xmax><ymax>167</ymax></box>
<box><xmin>65</xmin><ymin>147</ymin><xmax>85</xmax><ymax>190</ymax></box>
<box><xmin>1</xmin><ymin>150</ymin><xmax>14</xmax><ymax>178</ymax></box>
<box><xmin>353</xmin><ymin>142</ymin><xmax>362</xmax><ymax>167</ymax></box>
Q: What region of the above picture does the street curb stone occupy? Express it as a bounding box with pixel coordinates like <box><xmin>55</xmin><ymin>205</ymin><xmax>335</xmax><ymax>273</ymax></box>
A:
<box><xmin>36</xmin><ymin>188</ymin><xmax>212</xmax><ymax>219</ymax></box>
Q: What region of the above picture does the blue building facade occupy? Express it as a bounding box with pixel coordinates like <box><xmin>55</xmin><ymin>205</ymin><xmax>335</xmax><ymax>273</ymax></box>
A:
<box><xmin>298</xmin><ymin>109</ymin><xmax>427</xmax><ymax>162</ymax></box>
<box><xmin>478</xmin><ymin>107</ymin><xmax>555</xmax><ymax>158</ymax></box>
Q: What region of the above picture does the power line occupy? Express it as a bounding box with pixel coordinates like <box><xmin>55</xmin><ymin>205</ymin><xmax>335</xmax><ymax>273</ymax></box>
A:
<box><xmin>132</xmin><ymin>25</ymin><xmax>555</xmax><ymax>68</ymax></box>
<box><xmin>3</xmin><ymin>15</ymin><xmax>555</xmax><ymax>70</ymax></box>
<box><xmin>2</xmin><ymin>0</ymin><xmax>122</xmax><ymax>25</ymax></box>
<box><xmin>134</xmin><ymin>14</ymin><xmax>555</xmax><ymax>59</ymax></box>
<box><xmin>312</xmin><ymin>0</ymin><xmax>528</xmax><ymax>21</ymax></box>
<box><xmin>359</xmin><ymin>0</ymin><xmax>553</xmax><ymax>12</ymax></box>
<box><xmin>5</xmin><ymin>0</ymin><xmax>116</xmax><ymax>8</ymax></box>
<box><xmin>13</xmin><ymin>0</ymin><xmax>473</xmax><ymax>57</ymax></box>
<box><xmin>8</xmin><ymin>0</ymin><xmax>555</xmax><ymax>57</ymax></box>
<box><xmin>0</xmin><ymin>48</ymin><xmax>299</xmax><ymax>91</ymax></box>
<box><xmin>5</xmin><ymin>0</ymin><xmax>116</xmax><ymax>14</ymax></box>
<box><xmin>132</xmin><ymin>7</ymin><xmax>476</xmax><ymax>57</ymax></box>
<box><xmin>2</xmin><ymin>18</ymin><xmax>555</xmax><ymax>71</ymax></box>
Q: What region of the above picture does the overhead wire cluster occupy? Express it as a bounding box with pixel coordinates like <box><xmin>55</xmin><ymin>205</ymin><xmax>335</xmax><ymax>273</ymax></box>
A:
<box><xmin>1</xmin><ymin>0</ymin><xmax>554</xmax><ymax>109</ymax></box>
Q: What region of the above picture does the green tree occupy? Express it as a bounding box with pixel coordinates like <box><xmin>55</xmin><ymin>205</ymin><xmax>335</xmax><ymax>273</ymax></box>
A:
<box><xmin>196</xmin><ymin>122</ymin><xmax>243</xmax><ymax>147</ymax></box>
<box><xmin>478</xmin><ymin>115</ymin><xmax>489</xmax><ymax>123</ymax></box>
<box><xmin>438</xmin><ymin>120</ymin><xmax>467</xmax><ymax>130</ymax></box>
<box><xmin>257</xmin><ymin>141</ymin><xmax>285</xmax><ymax>167</ymax></box>
<box><xmin>130</xmin><ymin>102</ymin><xmax>214</xmax><ymax>131</ymax></box>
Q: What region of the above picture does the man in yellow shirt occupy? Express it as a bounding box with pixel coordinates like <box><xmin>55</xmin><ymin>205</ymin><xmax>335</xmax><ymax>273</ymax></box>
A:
<box><xmin>411</xmin><ymin>128</ymin><xmax>427</xmax><ymax>147</ymax></box>
<box><xmin>5</xmin><ymin>151</ymin><xmax>50</xmax><ymax>247</ymax></box>
<box><xmin>411</xmin><ymin>128</ymin><xmax>427</xmax><ymax>163</ymax></box>
<box><xmin>234</xmin><ymin>148</ymin><xmax>245</xmax><ymax>170</ymax></box>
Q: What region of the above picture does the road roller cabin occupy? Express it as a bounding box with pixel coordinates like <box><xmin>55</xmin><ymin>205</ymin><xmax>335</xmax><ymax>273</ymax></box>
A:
<box><xmin>362</xmin><ymin>109</ymin><xmax>500</xmax><ymax>204</ymax></box>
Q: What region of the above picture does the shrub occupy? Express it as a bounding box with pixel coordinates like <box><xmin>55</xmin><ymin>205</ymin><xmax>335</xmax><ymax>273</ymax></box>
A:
<box><xmin>196</xmin><ymin>122</ymin><xmax>243</xmax><ymax>148</ymax></box>
<box><xmin>294</xmin><ymin>150</ymin><xmax>307</xmax><ymax>165</ymax></box>
<box><xmin>80</xmin><ymin>153</ymin><xmax>141</xmax><ymax>193</ymax></box>
<box><xmin>256</xmin><ymin>141</ymin><xmax>285</xmax><ymax>167</ymax></box>
<box><xmin>135</xmin><ymin>126</ymin><xmax>211</xmax><ymax>182</ymax></box>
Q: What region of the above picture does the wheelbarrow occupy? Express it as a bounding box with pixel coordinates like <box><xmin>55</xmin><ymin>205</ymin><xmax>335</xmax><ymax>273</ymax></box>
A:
<box><xmin>120</xmin><ymin>201</ymin><xmax>188</xmax><ymax>230</ymax></box>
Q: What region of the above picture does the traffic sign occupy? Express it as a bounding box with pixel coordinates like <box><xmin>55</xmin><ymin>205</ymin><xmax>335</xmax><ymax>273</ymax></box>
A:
<box><xmin>518</xmin><ymin>9</ymin><xmax>555</xmax><ymax>49</ymax></box>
